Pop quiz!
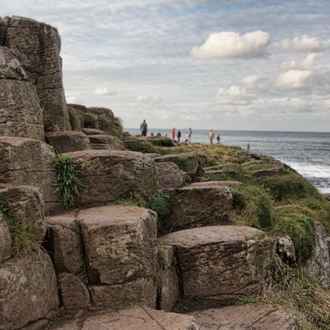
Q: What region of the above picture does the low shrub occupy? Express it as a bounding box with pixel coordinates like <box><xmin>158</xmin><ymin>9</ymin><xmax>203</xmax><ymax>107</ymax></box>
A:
<box><xmin>147</xmin><ymin>193</ymin><xmax>173</xmax><ymax>227</ymax></box>
<box><xmin>173</xmin><ymin>157</ymin><xmax>189</xmax><ymax>172</ymax></box>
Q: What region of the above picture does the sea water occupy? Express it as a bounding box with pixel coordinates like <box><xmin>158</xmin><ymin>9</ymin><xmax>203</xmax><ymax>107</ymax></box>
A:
<box><xmin>127</xmin><ymin>128</ymin><xmax>330</xmax><ymax>194</ymax></box>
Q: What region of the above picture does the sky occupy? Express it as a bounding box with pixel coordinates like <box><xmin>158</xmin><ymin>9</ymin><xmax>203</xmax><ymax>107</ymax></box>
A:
<box><xmin>1</xmin><ymin>0</ymin><xmax>330</xmax><ymax>131</ymax></box>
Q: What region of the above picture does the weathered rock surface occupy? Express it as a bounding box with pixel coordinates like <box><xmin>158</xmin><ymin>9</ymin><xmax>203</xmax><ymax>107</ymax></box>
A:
<box><xmin>46</xmin><ymin>212</ymin><xmax>85</xmax><ymax>275</ymax></box>
<box><xmin>158</xmin><ymin>226</ymin><xmax>275</xmax><ymax>300</ymax></box>
<box><xmin>45</xmin><ymin>131</ymin><xmax>92</xmax><ymax>153</ymax></box>
<box><xmin>156</xmin><ymin>162</ymin><xmax>183</xmax><ymax>189</ymax></box>
<box><xmin>0</xmin><ymin>48</ymin><xmax>44</xmax><ymax>140</ymax></box>
<box><xmin>305</xmin><ymin>222</ymin><xmax>330</xmax><ymax>288</ymax></box>
<box><xmin>48</xmin><ymin>307</ymin><xmax>198</xmax><ymax>330</ymax></box>
<box><xmin>190</xmin><ymin>304</ymin><xmax>298</xmax><ymax>330</ymax></box>
<box><xmin>0</xmin><ymin>16</ymin><xmax>70</xmax><ymax>131</ymax></box>
<box><xmin>0</xmin><ymin>212</ymin><xmax>12</xmax><ymax>262</ymax></box>
<box><xmin>0</xmin><ymin>186</ymin><xmax>47</xmax><ymax>243</ymax></box>
<box><xmin>66</xmin><ymin>150</ymin><xmax>157</xmax><ymax>205</ymax></box>
<box><xmin>80</xmin><ymin>205</ymin><xmax>158</xmax><ymax>285</ymax></box>
<box><xmin>88</xmin><ymin>135</ymin><xmax>124</xmax><ymax>150</ymax></box>
<box><xmin>58</xmin><ymin>273</ymin><xmax>90</xmax><ymax>309</ymax></box>
<box><xmin>154</xmin><ymin>152</ymin><xmax>199</xmax><ymax>175</ymax></box>
<box><xmin>277</xmin><ymin>235</ymin><xmax>296</xmax><ymax>265</ymax></box>
<box><xmin>163</xmin><ymin>183</ymin><xmax>233</xmax><ymax>230</ymax></box>
<box><xmin>0</xmin><ymin>137</ymin><xmax>59</xmax><ymax>214</ymax></box>
<box><xmin>0</xmin><ymin>251</ymin><xmax>59</xmax><ymax>330</ymax></box>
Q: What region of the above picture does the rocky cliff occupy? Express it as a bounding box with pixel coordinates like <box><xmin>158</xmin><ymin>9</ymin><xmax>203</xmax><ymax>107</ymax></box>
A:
<box><xmin>1</xmin><ymin>16</ymin><xmax>330</xmax><ymax>330</ymax></box>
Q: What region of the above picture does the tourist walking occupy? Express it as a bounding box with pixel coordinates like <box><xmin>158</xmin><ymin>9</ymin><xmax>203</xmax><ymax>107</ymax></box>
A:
<box><xmin>209</xmin><ymin>129</ymin><xmax>215</xmax><ymax>144</ymax></box>
<box><xmin>246</xmin><ymin>144</ymin><xmax>250</xmax><ymax>152</ymax></box>
<box><xmin>177</xmin><ymin>130</ymin><xmax>181</xmax><ymax>142</ymax></box>
<box><xmin>171</xmin><ymin>127</ymin><xmax>176</xmax><ymax>141</ymax></box>
<box><xmin>216</xmin><ymin>134</ymin><xmax>220</xmax><ymax>143</ymax></box>
<box><xmin>140</xmin><ymin>119</ymin><xmax>148</xmax><ymax>136</ymax></box>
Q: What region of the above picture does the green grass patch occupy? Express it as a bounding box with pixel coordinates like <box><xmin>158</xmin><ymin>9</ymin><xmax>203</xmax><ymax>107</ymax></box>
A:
<box><xmin>147</xmin><ymin>193</ymin><xmax>173</xmax><ymax>227</ymax></box>
<box><xmin>230</xmin><ymin>185</ymin><xmax>273</xmax><ymax>229</ymax></box>
<box><xmin>52</xmin><ymin>154</ymin><xmax>86</xmax><ymax>208</ymax></box>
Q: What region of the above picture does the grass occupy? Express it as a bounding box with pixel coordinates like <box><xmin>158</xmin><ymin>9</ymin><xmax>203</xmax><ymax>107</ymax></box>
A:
<box><xmin>0</xmin><ymin>198</ymin><xmax>40</xmax><ymax>255</ymax></box>
<box><xmin>52</xmin><ymin>154</ymin><xmax>86</xmax><ymax>207</ymax></box>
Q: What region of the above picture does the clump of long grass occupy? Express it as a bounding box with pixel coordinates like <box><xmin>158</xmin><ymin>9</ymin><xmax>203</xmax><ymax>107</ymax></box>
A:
<box><xmin>52</xmin><ymin>154</ymin><xmax>86</xmax><ymax>207</ymax></box>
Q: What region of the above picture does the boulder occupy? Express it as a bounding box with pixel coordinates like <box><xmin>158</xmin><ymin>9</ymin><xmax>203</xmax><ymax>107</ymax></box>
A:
<box><xmin>66</xmin><ymin>150</ymin><xmax>157</xmax><ymax>205</ymax></box>
<box><xmin>0</xmin><ymin>16</ymin><xmax>70</xmax><ymax>131</ymax></box>
<box><xmin>89</xmin><ymin>277</ymin><xmax>157</xmax><ymax>309</ymax></box>
<box><xmin>0</xmin><ymin>46</ymin><xmax>28</xmax><ymax>80</ymax></box>
<box><xmin>0</xmin><ymin>213</ymin><xmax>12</xmax><ymax>262</ymax></box>
<box><xmin>158</xmin><ymin>245</ymin><xmax>179</xmax><ymax>312</ymax></box>
<box><xmin>0</xmin><ymin>137</ymin><xmax>59</xmax><ymax>215</ymax></box>
<box><xmin>82</xmin><ymin>128</ymin><xmax>105</xmax><ymax>135</ymax></box>
<box><xmin>48</xmin><ymin>306</ymin><xmax>198</xmax><ymax>330</ymax></box>
<box><xmin>88</xmin><ymin>135</ymin><xmax>124</xmax><ymax>150</ymax></box>
<box><xmin>0</xmin><ymin>186</ymin><xmax>47</xmax><ymax>243</ymax></box>
<box><xmin>277</xmin><ymin>236</ymin><xmax>296</xmax><ymax>265</ymax></box>
<box><xmin>154</xmin><ymin>152</ymin><xmax>199</xmax><ymax>175</ymax></box>
<box><xmin>58</xmin><ymin>273</ymin><xmax>90</xmax><ymax>309</ymax></box>
<box><xmin>0</xmin><ymin>76</ymin><xmax>44</xmax><ymax>141</ymax></box>
<box><xmin>0</xmin><ymin>251</ymin><xmax>59</xmax><ymax>329</ymax></box>
<box><xmin>158</xmin><ymin>226</ymin><xmax>275</xmax><ymax>301</ymax></box>
<box><xmin>162</xmin><ymin>183</ymin><xmax>233</xmax><ymax>231</ymax></box>
<box><xmin>80</xmin><ymin>205</ymin><xmax>158</xmax><ymax>285</ymax></box>
<box><xmin>190</xmin><ymin>304</ymin><xmax>298</xmax><ymax>330</ymax></box>
<box><xmin>45</xmin><ymin>131</ymin><xmax>92</xmax><ymax>153</ymax></box>
<box><xmin>45</xmin><ymin>212</ymin><xmax>85</xmax><ymax>275</ymax></box>
<box><xmin>155</xmin><ymin>162</ymin><xmax>183</xmax><ymax>190</ymax></box>
<box><xmin>305</xmin><ymin>222</ymin><xmax>330</xmax><ymax>288</ymax></box>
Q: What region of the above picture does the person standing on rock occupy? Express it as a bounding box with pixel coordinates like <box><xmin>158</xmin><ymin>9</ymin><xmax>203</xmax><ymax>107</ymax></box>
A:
<box><xmin>209</xmin><ymin>129</ymin><xmax>215</xmax><ymax>144</ymax></box>
<box><xmin>246</xmin><ymin>144</ymin><xmax>250</xmax><ymax>152</ymax></box>
<box><xmin>177</xmin><ymin>130</ymin><xmax>181</xmax><ymax>143</ymax></box>
<box><xmin>140</xmin><ymin>119</ymin><xmax>148</xmax><ymax>136</ymax></box>
<box><xmin>171</xmin><ymin>127</ymin><xmax>176</xmax><ymax>141</ymax></box>
<box><xmin>216</xmin><ymin>134</ymin><xmax>220</xmax><ymax>143</ymax></box>
<box><xmin>186</xmin><ymin>127</ymin><xmax>192</xmax><ymax>143</ymax></box>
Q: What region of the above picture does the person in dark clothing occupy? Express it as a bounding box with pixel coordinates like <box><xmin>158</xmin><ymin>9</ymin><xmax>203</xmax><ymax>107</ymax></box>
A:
<box><xmin>176</xmin><ymin>130</ymin><xmax>181</xmax><ymax>142</ymax></box>
<box><xmin>140</xmin><ymin>119</ymin><xmax>148</xmax><ymax>136</ymax></box>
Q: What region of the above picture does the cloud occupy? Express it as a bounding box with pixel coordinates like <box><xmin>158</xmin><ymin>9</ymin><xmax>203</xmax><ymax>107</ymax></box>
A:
<box><xmin>190</xmin><ymin>31</ymin><xmax>270</xmax><ymax>59</ymax></box>
<box><xmin>213</xmin><ymin>85</ymin><xmax>257</xmax><ymax>105</ymax></box>
<box><xmin>274</xmin><ymin>70</ymin><xmax>313</xmax><ymax>91</ymax></box>
<box><xmin>241</xmin><ymin>75</ymin><xmax>270</xmax><ymax>92</ymax></box>
<box><xmin>136</xmin><ymin>95</ymin><xmax>163</xmax><ymax>104</ymax></box>
<box><xmin>280</xmin><ymin>53</ymin><xmax>320</xmax><ymax>70</ymax></box>
<box><xmin>94</xmin><ymin>87</ymin><xmax>117</xmax><ymax>96</ymax></box>
<box><xmin>280</xmin><ymin>35</ymin><xmax>322</xmax><ymax>52</ymax></box>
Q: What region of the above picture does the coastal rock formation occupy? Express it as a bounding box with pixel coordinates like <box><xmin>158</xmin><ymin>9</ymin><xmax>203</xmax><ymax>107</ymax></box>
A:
<box><xmin>0</xmin><ymin>16</ymin><xmax>71</xmax><ymax>131</ymax></box>
<box><xmin>65</xmin><ymin>150</ymin><xmax>157</xmax><ymax>206</ymax></box>
<box><xmin>155</xmin><ymin>162</ymin><xmax>183</xmax><ymax>189</ymax></box>
<box><xmin>0</xmin><ymin>137</ymin><xmax>59</xmax><ymax>214</ymax></box>
<box><xmin>48</xmin><ymin>307</ymin><xmax>198</xmax><ymax>330</ymax></box>
<box><xmin>158</xmin><ymin>226</ymin><xmax>275</xmax><ymax>300</ymax></box>
<box><xmin>190</xmin><ymin>304</ymin><xmax>298</xmax><ymax>330</ymax></box>
<box><xmin>162</xmin><ymin>182</ymin><xmax>233</xmax><ymax>230</ymax></box>
<box><xmin>88</xmin><ymin>134</ymin><xmax>124</xmax><ymax>150</ymax></box>
<box><xmin>45</xmin><ymin>131</ymin><xmax>92</xmax><ymax>154</ymax></box>
<box><xmin>0</xmin><ymin>185</ymin><xmax>47</xmax><ymax>243</ymax></box>
<box><xmin>0</xmin><ymin>251</ymin><xmax>59</xmax><ymax>329</ymax></box>
<box><xmin>0</xmin><ymin>213</ymin><xmax>12</xmax><ymax>262</ymax></box>
<box><xmin>0</xmin><ymin>46</ymin><xmax>44</xmax><ymax>141</ymax></box>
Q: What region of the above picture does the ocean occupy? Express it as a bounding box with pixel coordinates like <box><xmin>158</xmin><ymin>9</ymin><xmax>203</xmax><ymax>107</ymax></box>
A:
<box><xmin>127</xmin><ymin>128</ymin><xmax>330</xmax><ymax>194</ymax></box>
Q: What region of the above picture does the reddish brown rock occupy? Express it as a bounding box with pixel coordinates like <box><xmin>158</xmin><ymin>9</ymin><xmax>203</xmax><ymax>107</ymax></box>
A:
<box><xmin>155</xmin><ymin>162</ymin><xmax>183</xmax><ymax>189</ymax></box>
<box><xmin>158</xmin><ymin>226</ymin><xmax>275</xmax><ymax>301</ymax></box>
<box><xmin>45</xmin><ymin>131</ymin><xmax>91</xmax><ymax>153</ymax></box>
<box><xmin>80</xmin><ymin>205</ymin><xmax>158</xmax><ymax>285</ymax></box>
<box><xmin>88</xmin><ymin>135</ymin><xmax>124</xmax><ymax>150</ymax></box>
<box><xmin>0</xmin><ymin>251</ymin><xmax>59</xmax><ymax>329</ymax></box>
<box><xmin>0</xmin><ymin>213</ymin><xmax>12</xmax><ymax>262</ymax></box>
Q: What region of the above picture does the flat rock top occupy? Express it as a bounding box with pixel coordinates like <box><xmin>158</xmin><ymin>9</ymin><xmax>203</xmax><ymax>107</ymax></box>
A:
<box><xmin>65</xmin><ymin>149</ymin><xmax>144</xmax><ymax>159</ymax></box>
<box><xmin>189</xmin><ymin>304</ymin><xmax>298</xmax><ymax>330</ymax></box>
<box><xmin>158</xmin><ymin>225</ymin><xmax>266</xmax><ymax>248</ymax></box>
<box><xmin>48</xmin><ymin>306</ymin><xmax>197</xmax><ymax>330</ymax></box>
<box><xmin>189</xmin><ymin>181</ymin><xmax>242</xmax><ymax>187</ymax></box>
<box><xmin>78</xmin><ymin>205</ymin><xmax>152</xmax><ymax>226</ymax></box>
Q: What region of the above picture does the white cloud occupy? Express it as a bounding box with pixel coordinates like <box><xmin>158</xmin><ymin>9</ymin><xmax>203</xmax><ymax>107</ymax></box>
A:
<box><xmin>280</xmin><ymin>53</ymin><xmax>320</xmax><ymax>70</ymax></box>
<box><xmin>94</xmin><ymin>87</ymin><xmax>117</xmax><ymax>96</ymax></box>
<box><xmin>136</xmin><ymin>95</ymin><xmax>163</xmax><ymax>104</ymax></box>
<box><xmin>274</xmin><ymin>70</ymin><xmax>313</xmax><ymax>91</ymax></box>
<box><xmin>190</xmin><ymin>31</ymin><xmax>270</xmax><ymax>59</ymax></box>
<box><xmin>214</xmin><ymin>85</ymin><xmax>257</xmax><ymax>105</ymax></box>
<box><xmin>280</xmin><ymin>35</ymin><xmax>322</xmax><ymax>52</ymax></box>
<box><xmin>241</xmin><ymin>75</ymin><xmax>270</xmax><ymax>92</ymax></box>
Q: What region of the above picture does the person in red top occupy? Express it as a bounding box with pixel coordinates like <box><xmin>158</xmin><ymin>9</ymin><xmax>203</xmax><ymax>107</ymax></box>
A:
<box><xmin>171</xmin><ymin>127</ymin><xmax>176</xmax><ymax>141</ymax></box>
